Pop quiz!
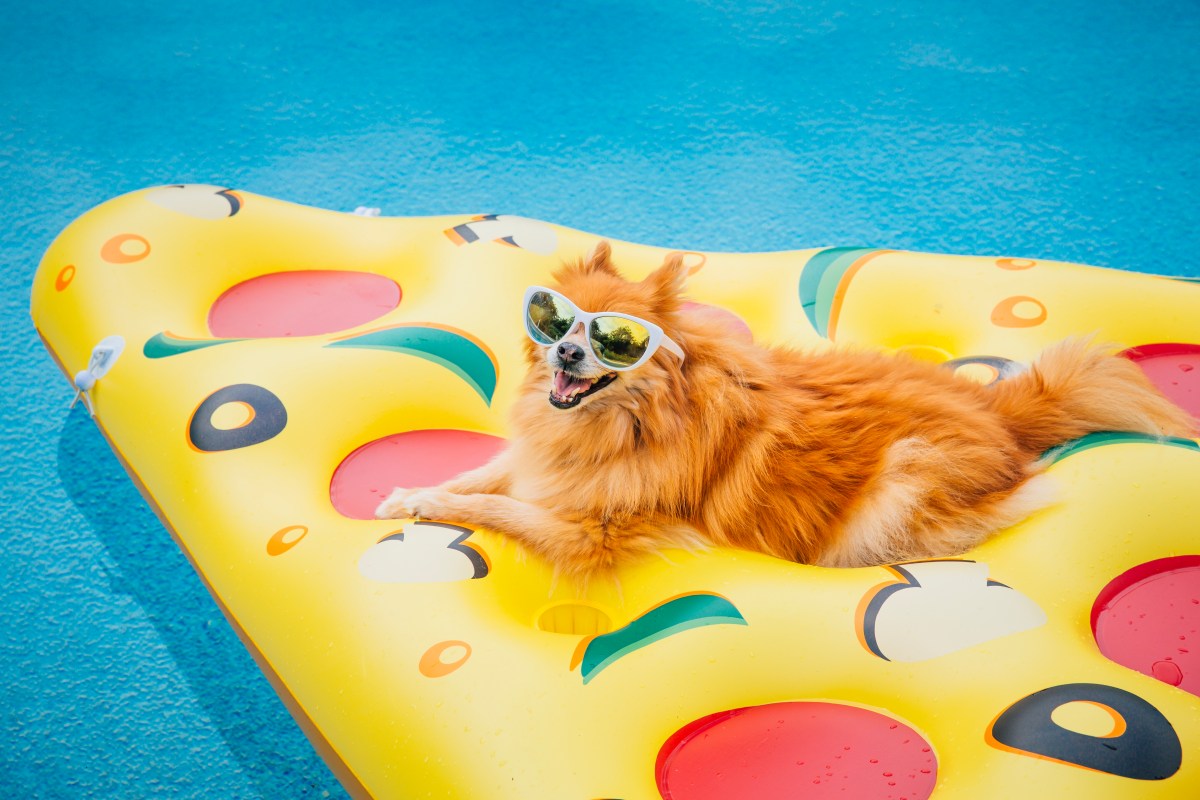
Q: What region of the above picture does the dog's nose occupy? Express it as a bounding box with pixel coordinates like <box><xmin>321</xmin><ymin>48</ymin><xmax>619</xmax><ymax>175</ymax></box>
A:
<box><xmin>557</xmin><ymin>342</ymin><xmax>585</xmax><ymax>362</ymax></box>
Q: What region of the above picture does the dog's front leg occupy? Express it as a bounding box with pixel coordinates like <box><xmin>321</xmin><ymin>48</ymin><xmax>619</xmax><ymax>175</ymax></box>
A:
<box><xmin>397</xmin><ymin>491</ymin><xmax>703</xmax><ymax>578</ymax></box>
<box><xmin>397</xmin><ymin>490</ymin><xmax>567</xmax><ymax>547</ymax></box>
<box><xmin>375</xmin><ymin>450</ymin><xmax>514</xmax><ymax>520</ymax></box>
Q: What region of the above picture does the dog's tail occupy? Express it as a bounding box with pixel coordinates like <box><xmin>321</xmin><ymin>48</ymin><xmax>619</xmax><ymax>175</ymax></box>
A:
<box><xmin>985</xmin><ymin>337</ymin><xmax>1197</xmax><ymax>455</ymax></box>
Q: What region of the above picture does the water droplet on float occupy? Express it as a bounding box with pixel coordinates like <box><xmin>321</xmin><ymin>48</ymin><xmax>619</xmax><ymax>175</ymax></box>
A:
<box><xmin>1152</xmin><ymin>660</ymin><xmax>1184</xmax><ymax>686</ymax></box>
<box><xmin>1180</xmin><ymin>363</ymin><xmax>1195</xmax><ymax>372</ymax></box>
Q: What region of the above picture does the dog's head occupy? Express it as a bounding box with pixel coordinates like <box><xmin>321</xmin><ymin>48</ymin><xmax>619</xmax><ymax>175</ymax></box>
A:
<box><xmin>524</xmin><ymin>241</ymin><xmax>688</xmax><ymax>412</ymax></box>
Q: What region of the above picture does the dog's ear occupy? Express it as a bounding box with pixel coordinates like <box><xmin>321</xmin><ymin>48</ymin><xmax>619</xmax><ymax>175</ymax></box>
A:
<box><xmin>642</xmin><ymin>251</ymin><xmax>689</xmax><ymax>307</ymax></box>
<box><xmin>580</xmin><ymin>240</ymin><xmax>619</xmax><ymax>276</ymax></box>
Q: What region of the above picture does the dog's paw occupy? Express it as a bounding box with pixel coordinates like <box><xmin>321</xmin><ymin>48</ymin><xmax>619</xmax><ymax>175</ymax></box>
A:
<box><xmin>375</xmin><ymin>487</ymin><xmax>464</xmax><ymax>522</ymax></box>
<box><xmin>402</xmin><ymin>489</ymin><xmax>461</xmax><ymax>522</ymax></box>
<box><xmin>375</xmin><ymin>487</ymin><xmax>419</xmax><ymax>520</ymax></box>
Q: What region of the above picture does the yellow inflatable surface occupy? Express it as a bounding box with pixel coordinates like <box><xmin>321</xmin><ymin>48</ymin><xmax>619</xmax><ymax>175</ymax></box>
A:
<box><xmin>32</xmin><ymin>185</ymin><xmax>1200</xmax><ymax>799</ymax></box>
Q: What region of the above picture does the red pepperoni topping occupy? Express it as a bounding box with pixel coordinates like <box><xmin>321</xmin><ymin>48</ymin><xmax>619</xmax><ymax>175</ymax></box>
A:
<box><xmin>208</xmin><ymin>270</ymin><xmax>400</xmax><ymax>338</ymax></box>
<box><xmin>1123</xmin><ymin>343</ymin><xmax>1200</xmax><ymax>419</ymax></box>
<box><xmin>657</xmin><ymin>702</ymin><xmax>936</xmax><ymax>800</ymax></box>
<box><xmin>330</xmin><ymin>429</ymin><xmax>506</xmax><ymax>520</ymax></box>
<box><xmin>1092</xmin><ymin>555</ymin><xmax>1200</xmax><ymax>698</ymax></box>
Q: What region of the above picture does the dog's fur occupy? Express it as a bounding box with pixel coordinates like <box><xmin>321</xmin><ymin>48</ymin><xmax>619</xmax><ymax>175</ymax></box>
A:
<box><xmin>377</xmin><ymin>242</ymin><xmax>1196</xmax><ymax>579</ymax></box>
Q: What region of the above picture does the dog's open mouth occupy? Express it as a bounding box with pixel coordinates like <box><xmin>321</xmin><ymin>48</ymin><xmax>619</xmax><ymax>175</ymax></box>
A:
<box><xmin>549</xmin><ymin>370</ymin><xmax>618</xmax><ymax>409</ymax></box>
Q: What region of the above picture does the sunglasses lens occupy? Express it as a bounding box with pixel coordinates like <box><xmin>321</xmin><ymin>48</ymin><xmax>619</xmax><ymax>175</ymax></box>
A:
<box><xmin>526</xmin><ymin>291</ymin><xmax>575</xmax><ymax>344</ymax></box>
<box><xmin>590</xmin><ymin>316</ymin><xmax>652</xmax><ymax>368</ymax></box>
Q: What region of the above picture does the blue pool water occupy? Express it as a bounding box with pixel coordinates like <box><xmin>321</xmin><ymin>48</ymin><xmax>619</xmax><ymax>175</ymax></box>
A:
<box><xmin>3</xmin><ymin>1</ymin><xmax>1198</xmax><ymax>797</ymax></box>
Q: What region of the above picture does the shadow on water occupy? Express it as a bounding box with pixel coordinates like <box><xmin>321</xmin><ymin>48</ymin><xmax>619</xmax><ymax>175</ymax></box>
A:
<box><xmin>56</xmin><ymin>405</ymin><xmax>349</xmax><ymax>800</ymax></box>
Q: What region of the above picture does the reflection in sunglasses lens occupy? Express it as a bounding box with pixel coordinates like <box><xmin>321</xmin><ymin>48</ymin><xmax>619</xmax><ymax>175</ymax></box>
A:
<box><xmin>591</xmin><ymin>317</ymin><xmax>651</xmax><ymax>368</ymax></box>
<box><xmin>527</xmin><ymin>292</ymin><xmax>575</xmax><ymax>343</ymax></box>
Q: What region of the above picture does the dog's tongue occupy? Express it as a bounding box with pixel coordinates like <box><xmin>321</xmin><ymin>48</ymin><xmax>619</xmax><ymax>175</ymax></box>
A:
<box><xmin>554</xmin><ymin>371</ymin><xmax>594</xmax><ymax>399</ymax></box>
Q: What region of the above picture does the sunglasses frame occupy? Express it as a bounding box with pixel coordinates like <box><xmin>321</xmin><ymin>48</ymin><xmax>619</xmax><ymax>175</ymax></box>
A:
<box><xmin>522</xmin><ymin>286</ymin><xmax>686</xmax><ymax>371</ymax></box>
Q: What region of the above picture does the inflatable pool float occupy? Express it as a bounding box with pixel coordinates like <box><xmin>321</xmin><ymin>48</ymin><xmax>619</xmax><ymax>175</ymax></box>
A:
<box><xmin>32</xmin><ymin>185</ymin><xmax>1200</xmax><ymax>799</ymax></box>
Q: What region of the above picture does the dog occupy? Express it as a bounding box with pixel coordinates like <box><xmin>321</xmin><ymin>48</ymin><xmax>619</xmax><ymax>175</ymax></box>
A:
<box><xmin>376</xmin><ymin>241</ymin><xmax>1196</xmax><ymax>579</ymax></box>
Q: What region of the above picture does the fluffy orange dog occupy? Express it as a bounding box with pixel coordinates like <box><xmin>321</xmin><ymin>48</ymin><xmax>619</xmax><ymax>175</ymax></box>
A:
<box><xmin>377</xmin><ymin>242</ymin><xmax>1195</xmax><ymax>578</ymax></box>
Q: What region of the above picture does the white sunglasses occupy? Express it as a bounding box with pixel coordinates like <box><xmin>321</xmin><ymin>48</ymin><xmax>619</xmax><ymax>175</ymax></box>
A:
<box><xmin>522</xmin><ymin>286</ymin><xmax>685</xmax><ymax>371</ymax></box>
